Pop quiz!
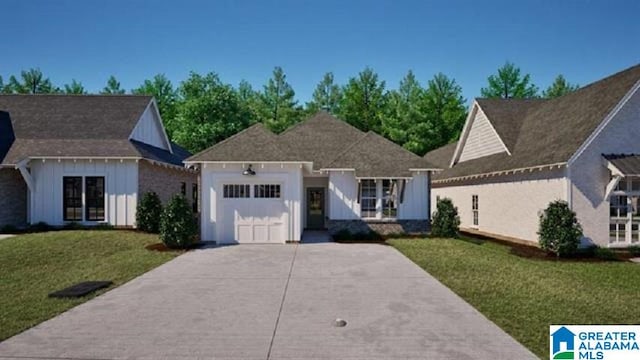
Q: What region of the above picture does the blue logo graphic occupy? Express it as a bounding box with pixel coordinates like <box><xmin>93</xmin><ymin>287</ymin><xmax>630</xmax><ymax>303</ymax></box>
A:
<box><xmin>551</xmin><ymin>326</ymin><xmax>576</xmax><ymax>359</ymax></box>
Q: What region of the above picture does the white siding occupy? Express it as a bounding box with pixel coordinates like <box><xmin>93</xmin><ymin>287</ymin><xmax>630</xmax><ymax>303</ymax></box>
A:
<box><xmin>200</xmin><ymin>163</ymin><xmax>303</xmax><ymax>243</ymax></box>
<box><xmin>458</xmin><ymin>108</ymin><xmax>507</xmax><ymax>163</ymax></box>
<box><xmin>570</xmin><ymin>85</ymin><xmax>640</xmax><ymax>247</ymax></box>
<box><xmin>29</xmin><ymin>159</ymin><xmax>138</xmax><ymax>226</ymax></box>
<box><xmin>328</xmin><ymin>171</ymin><xmax>430</xmax><ymax>220</ymax></box>
<box><xmin>328</xmin><ymin>171</ymin><xmax>360</xmax><ymax>220</ymax></box>
<box><xmin>431</xmin><ymin>169</ymin><xmax>567</xmax><ymax>244</ymax></box>
<box><xmin>130</xmin><ymin>104</ymin><xmax>170</xmax><ymax>150</ymax></box>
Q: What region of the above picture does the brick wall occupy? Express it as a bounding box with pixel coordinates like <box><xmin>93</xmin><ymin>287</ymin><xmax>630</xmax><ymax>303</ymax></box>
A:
<box><xmin>138</xmin><ymin>161</ymin><xmax>198</xmax><ymax>207</ymax></box>
<box><xmin>0</xmin><ymin>168</ymin><xmax>27</xmax><ymax>228</ymax></box>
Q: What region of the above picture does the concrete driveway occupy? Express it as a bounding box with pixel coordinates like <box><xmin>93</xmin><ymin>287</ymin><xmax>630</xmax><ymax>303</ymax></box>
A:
<box><xmin>0</xmin><ymin>243</ymin><xmax>536</xmax><ymax>360</ymax></box>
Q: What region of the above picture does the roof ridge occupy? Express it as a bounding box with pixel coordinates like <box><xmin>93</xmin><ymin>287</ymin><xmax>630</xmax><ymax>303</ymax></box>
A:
<box><xmin>321</xmin><ymin>132</ymin><xmax>371</xmax><ymax>168</ymax></box>
<box><xmin>364</xmin><ymin>130</ymin><xmax>425</xmax><ymax>160</ymax></box>
<box><xmin>187</xmin><ymin>123</ymin><xmax>273</xmax><ymax>161</ymax></box>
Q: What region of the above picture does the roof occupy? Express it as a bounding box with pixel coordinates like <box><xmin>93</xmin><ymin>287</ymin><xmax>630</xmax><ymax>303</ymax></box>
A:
<box><xmin>188</xmin><ymin>111</ymin><xmax>438</xmax><ymax>177</ymax></box>
<box><xmin>0</xmin><ymin>95</ymin><xmax>191</xmax><ymax>166</ymax></box>
<box><xmin>427</xmin><ymin>63</ymin><xmax>640</xmax><ymax>181</ymax></box>
<box><xmin>604</xmin><ymin>154</ymin><xmax>640</xmax><ymax>176</ymax></box>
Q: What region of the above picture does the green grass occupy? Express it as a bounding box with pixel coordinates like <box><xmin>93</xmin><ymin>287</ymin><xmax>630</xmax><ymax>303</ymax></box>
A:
<box><xmin>389</xmin><ymin>238</ymin><xmax>640</xmax><ymax>359</ymax></box>
<box><xmin>0</xmin><ymin>230</ymin><xmax>180</xmax><ymax>341</ymax></box>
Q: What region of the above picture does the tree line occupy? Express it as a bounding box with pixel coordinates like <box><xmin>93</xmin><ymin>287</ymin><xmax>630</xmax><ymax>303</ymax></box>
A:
<box><xmin>0</xmin><ymin>62</ymin><xmax>579</xmax><ymax>155</ymax></box>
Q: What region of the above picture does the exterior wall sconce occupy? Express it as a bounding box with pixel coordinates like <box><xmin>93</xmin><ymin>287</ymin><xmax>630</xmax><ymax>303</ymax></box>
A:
<box><xmin>243</xmin><ymin>164</ymin><xmax>256</xmax><ymax>176</ymax></box>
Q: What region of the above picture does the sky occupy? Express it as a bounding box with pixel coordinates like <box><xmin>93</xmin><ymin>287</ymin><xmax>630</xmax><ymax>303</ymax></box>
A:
<box><xmin>2</xmin><ymin>0</ymin><xmax>640</xmax><ymax>104</ymax></box>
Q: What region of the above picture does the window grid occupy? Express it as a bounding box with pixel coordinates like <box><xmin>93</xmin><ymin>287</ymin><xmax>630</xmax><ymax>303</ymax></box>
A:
<box><xmin>223</xmin><ymin>184</ymin><xmax>250</xmax><ymax>198</ymax></box>
<box><xmin>85</xmin><ymin>177</ymin><xmax>105</xmax><ymax>221</ymax></box>
<box><xmin>254</xmin><ymin>184</ymin><xmax>281</xmax><ymax>198</ymax></box>
<box><xmin>63</xmin><ymin>177</ymin><xmax>83</xmax><ymax>221</ymax></box>
<box><xmin>382</xmin><ymin>179</ymin><xmax>398</xmax><ymax>219</ymax></box>
<box><xmin>360</xmin><ymin>179</ymin><xmax>377</xmax><ymax>218</ymax></box>
<box><xmin>472</xmin><ymin>195</ymin><xmax>479</xmax><ymax>226</ymax></box>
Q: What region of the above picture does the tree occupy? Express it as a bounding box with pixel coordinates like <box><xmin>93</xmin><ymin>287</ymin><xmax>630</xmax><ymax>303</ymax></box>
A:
<box><xmin>538</xmin><ymin>200</ymin><xmax>583</xmax><ymax>257</ymax></box>
<box><xmin>160</xmin><ymin>194</ymin><xmax>198</xmax><ymax>249</ymax></box>
<box><xmin>307</xmin><ymin>72</ymin><xmax>342</xmax><ymax>114</ymax></box>
<box><xmin>542</xmin><ymin>75</ymin><xmax>579</xmax><ymax>98</ymax></box>
<box><xmin>63</xmin><ymin>79</ymin><xmax>87</xmax><ymax>94</ymax></box>
<box><xmin>480</xmin><ymin>62</ymin><xmax>538</xmax><ymax>99</ymax></box>
<box><xmin>237</xmin><ymin>80</ymin><xmax>260</xmax><ymax>124</ymax></box>
<box><xmin>172</xmin><ymin>72</ymin><xmax>251</xmax><ymax>153</ymax></box>
<box><xmin>258</xmin><ymin>66</ymin><xmax>302</xmax><ymax>133</ymax></box>
<box><xmin>339</xmin><ymin>67</ymin><xmax>386</xmax><ymax>132</ymax></box>
<box><xmin>133</xmin><ymin>74</ymin><xmax>178</xmax><ymax>136</ymax></box>
<box><xmin>7</xmin><ymin>68</ymin><xmax>55</xmax><ymax>94</ymax></box>
<box><xmin>382</xmin><ymin>70</ymin><xmax>424</xmax><ymax>148</ymax></box>
<box><xmin>136</xmin><ymin>192</ymin><xmax>163</xmax><ymax>233</ymax></box>
<box><xmin>101</xmin><ymin>75</ymin><xmax>125</xmax><ymax>94</ymax></box>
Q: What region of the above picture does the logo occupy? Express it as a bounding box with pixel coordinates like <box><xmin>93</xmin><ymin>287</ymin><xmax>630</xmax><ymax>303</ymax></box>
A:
<box><xmin>551</xmin><ymin>326</ymin><xmax>576</xmax><ymax>359</ymax></box>
<box><xmin>550</xmin><ymin>325</ymin><xmax>640</xmax><ymax>360</ymax></box>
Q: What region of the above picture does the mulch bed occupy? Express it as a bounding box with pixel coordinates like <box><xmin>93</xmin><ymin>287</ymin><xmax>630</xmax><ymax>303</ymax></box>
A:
<box><xmin>145</xmin><ymin>242</ymin><xmax>205</xmax><ymax>252</ymax></box>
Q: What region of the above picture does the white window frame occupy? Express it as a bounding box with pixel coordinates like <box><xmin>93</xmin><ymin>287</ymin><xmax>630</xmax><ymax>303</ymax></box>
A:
<box><xmin>472</xmin><ymin>195</ymin><xmax>479</xmax><ymax>227</ymax></box>
<box><xmin>359</xmin><ymin>179</ymin><xmax>399</xmax><ymax>220</ymax></box>
<box><xmin>609</xmin><ymin>176</ymin><xmax>640</xmax><ymax>245</ymax></box>
<box><xmin>223</xmin><ymin>184</ymin><xmax>250</xmax><ymax>199</ymax></box>
<box><xmin>62</xmin><ymin>174</ymin><xmax>107</xmax><ymax>223</ymax></box>
<box><xmin>360</xmin><ymin>179</ymin><xmax>377</xmax><ymax>219</ymax></box>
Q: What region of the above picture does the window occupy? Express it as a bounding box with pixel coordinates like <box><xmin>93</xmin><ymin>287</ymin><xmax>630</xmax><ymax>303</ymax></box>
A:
<box><xmin>63</xmin><ymin>177</ymin><xmax>83</xmax><ymax>221</ymax></box>
<box><xmin>181</xmin><ymin>182</ymin><xmax>187</xmax><ymax>196</ymax></box>
<box><xmin>192</xmin><ymin>183</ymin><xmax>198</xmax><ymax>213</ymax></box>
<box><xmin>472</xmin><ymin>195</ymin><xmax>479</xmax><ymax>226</ymax></box>
<box><xmin>360</xmin><ymin>179</ymin><xmax>377</xmax><ymax>218</ymax></box>
<box><xmin>382</xmin><ymin>179</ymin><xmax>398</xmax><ymax>219</ymax></box>
<box><xmin>85</xmin><ymin>177</ymin><xmax>105</xmax><ymax>221</ymax></box>
<box><xmin>254</xmin><ymin>184</ymin><xmax>281</xmax><ymax>198</ymax></box>
<box><xmin>223</xmin><ymin>184</ymin><xmax>250</xmax><ymax>198</ymax></box>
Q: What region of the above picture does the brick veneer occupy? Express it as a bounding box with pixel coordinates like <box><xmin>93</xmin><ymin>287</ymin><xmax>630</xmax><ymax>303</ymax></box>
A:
<box><xmin>0</xmin><ymin>169</ymin><xmax>27</xmax><ymax>227</ymax></box>
<box><xmin>138</xmin><ymin>161</ymin><xmax>198</xmax><ymax>206</ymax></box>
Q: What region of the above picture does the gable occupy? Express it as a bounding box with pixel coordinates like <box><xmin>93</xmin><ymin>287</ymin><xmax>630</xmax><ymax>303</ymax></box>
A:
<box><xmin>456</xmin><ymin>104</ymin><xmax>508</xmax><ymax>164</ymax></box>
<box><xmin>129</xmin><ymin>101</ymin><xmax>171</xmax><ymax>152</ymax></box>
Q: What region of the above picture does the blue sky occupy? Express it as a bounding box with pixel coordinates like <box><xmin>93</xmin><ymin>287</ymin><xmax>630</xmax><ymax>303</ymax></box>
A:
<box><xmin>2</xmin><ymin>0</ymin><xmax>639</xmax><ymax>103</ymax></box>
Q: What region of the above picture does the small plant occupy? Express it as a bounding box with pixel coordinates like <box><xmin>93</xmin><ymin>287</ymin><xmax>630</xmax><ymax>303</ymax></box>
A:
<box><xmin>628</xmin><ymin>246</ymin><xmax>640</xmax><ymax>257</ymax></box>
<box><xmin>431</xmin><ymin>198</ymin><xmax>460</xmax><ymax>238</ymax></box>
<box><xmin>332</xmin><ymin>229</ymin><xmax>353</xmax><ymax>241</ymax></box>
<box><xmin>160</xmin><ymin>194</ymin><xmax>198</xmax><ymax>249</ymax></box>
<box><xmin>594</xmin><ymin>247</ymin><xmax>618</xmax><ymax>261</ymax></box>
<box><xmin>93</xmin><ymin>223</ymin><xmax>115</xmax><ymax>231</ymax></box>
<box><xmin>28</xmin><ymin>221</ymin><xmax>52</xmax><ymax>233</ymax></box>
<box><xmin>136</xmin><ymin>192</ymin><xmax>163</xmax><ymax>233</ymax></box>
<box><xmin>538</xmin><ymin>200</ymin><xmax>583</xmax><ymax>257</ymax></box>
<box><xmin>0</xmin><ymin>224</ymin><xmax>18</xmax><ymax>234</ymax></box>
<box><xmin>63</xmin><ymin>222</ymin><xmax>85</xmax><ymax>230</ymax></box>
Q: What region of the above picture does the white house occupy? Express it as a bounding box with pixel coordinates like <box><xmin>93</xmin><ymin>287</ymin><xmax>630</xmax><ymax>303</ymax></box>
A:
<box><xmin>186</xmin><ymin>112</ymin><xmax>438</xmax><ymax>244</ymax></box>
<box><xmin>0</xmin><ymin>95</ymin><xmax>197</xmax><ymax>228</ymax></box>
<box><xmin>425</xmin><ymin>63</ymin><xmax>640</xmax><ymax>248</ymax></box>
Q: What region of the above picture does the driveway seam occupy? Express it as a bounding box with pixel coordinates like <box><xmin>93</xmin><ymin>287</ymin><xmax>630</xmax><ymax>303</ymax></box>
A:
<box><xmin>265</xmin><ymin>244</ymin><xmax>298</xmax><ymax>360</ymax></box>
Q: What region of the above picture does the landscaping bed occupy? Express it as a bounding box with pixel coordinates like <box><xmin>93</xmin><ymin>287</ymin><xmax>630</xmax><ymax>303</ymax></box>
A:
<box><xmin>0</xmin><ymin>230</ymin><xmax>180</xmax><ymax>341</ymax></box>
<box><xmin>389</xmin><ymin>237</ymin><xmax>640</xmax><ymax>358</ymax></box>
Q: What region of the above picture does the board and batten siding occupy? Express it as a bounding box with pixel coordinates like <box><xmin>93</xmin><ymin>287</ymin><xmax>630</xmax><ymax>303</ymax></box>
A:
<box><xmin>200</xmin><ymin>163</ymin><xmax>303</xmax><ymax>242</ymax></box>
<box><xmin>458</xmin><ymin>108</ymin><xmax>507</xmax><ymax>163</ymax></box>
<box><xmin>328</xmin><ymin>171</ymin><xmax>430</xmax><ymax>220</ymax></box>
<box><xmin>431</xmin><ymin>168</ymin><xmax>567</xmax><ymax>244</ymax></box>
<box><xmin>129</xmin><ymin>103</ymin><xmax>170</xmax><ymax>151</ymax></box>
<box><xmin>29</xmin><ymin>159</ymin><xmax>138</xmax><ymax>226</ymax></box>
<box><xmin>569</xmin><ymin>85</ymin><xmax>640</xmax><ymax>247</ymax></box>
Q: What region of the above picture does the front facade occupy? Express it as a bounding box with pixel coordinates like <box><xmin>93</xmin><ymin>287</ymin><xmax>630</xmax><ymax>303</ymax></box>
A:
<box><xmin>0</xmin><ymin>95</ymin><xmax>197</xmax><ymax>228</ymax></box>
<box><xmin>187</xmin><ymin>112</ymin><xmax>437</xmax><ymax>244</ymax></box>
<box><xmin>426</xmin><ymin>64</ymin><xmax>640</xmax><ymax>248</ymax></box>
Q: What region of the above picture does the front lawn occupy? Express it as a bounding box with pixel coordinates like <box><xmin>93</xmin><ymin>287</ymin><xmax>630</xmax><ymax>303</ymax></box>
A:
<box><xmin>389</xmin><ymin>238</ymin><xmax>640</xmax><ymax>359</ymax></box>
<box><xmin>0</xmin><ymin>230</ymin><xmax>179</xmax><ymax>341</ymax></box>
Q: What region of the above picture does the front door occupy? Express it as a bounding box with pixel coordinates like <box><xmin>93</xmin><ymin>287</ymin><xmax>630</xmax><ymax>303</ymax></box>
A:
<box><xmin>306</xmin><ymin>187</ymin><xmax>325</xmax><ymax>229</ymax></box>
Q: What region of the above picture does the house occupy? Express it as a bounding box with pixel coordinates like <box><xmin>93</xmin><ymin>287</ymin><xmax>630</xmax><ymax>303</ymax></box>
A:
<box><xmin>425</xmin><ymin>63</ymin><xmax>640</xmax><ymax>248</ymax></box>
<box><xmin>0</xmin><ymin>95</ymin><xmax>197</xmax><ymax>228</ymax></box>
<box><xmin>186</xmin><ymin>112</ymin><xmax>438</xmax><ymax>244</ymax></box>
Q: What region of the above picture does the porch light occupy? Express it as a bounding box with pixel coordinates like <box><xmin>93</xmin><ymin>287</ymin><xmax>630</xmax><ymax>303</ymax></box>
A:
<box><xmin>243</xmin><ymin>164</ymin><xmax>256</xmax><ymax>176</ymax></box>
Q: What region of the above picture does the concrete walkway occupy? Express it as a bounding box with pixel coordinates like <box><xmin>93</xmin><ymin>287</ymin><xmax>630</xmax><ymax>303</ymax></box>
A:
<box><xmin>0</xmin><ymin>243</ymin><xmax>536</xmax><ymax>360</ymax></box>
<box><xmin>0</xmin><ymin>234</ymin><xmax>15</xmax><ymax>240</ymax></box>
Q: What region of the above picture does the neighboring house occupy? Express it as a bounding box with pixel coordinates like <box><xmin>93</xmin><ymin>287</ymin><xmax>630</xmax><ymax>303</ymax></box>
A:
<box><xmin>0</xmin><ymin>95</ymin><xmax>197</xmax><ymax>228</ymax></box>
<box><xmin>425</xmin><ymin>63</ymin><xmax>640</xmax><ymax>248</ymax></box>
<box><xmin>186</xmin><ymin>112</ymin><xmax>438</xmax><ymax>244</ymax></box>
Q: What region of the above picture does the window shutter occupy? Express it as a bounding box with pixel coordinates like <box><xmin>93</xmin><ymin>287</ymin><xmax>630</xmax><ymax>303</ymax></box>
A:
<box><xmin>399</xmin><ymin>179</ymin><xmax>406</xmax><ymax>204</ymax></box>
<box><xmin>357</xmin><ymin>181</ymin><xmax>361</xmax><ymax>203</ymax></box>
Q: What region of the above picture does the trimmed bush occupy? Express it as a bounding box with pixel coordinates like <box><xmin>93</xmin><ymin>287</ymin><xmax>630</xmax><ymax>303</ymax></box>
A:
<box><xmin>93</xmin><ymin>223</ymin><xmax>115</xmax><ymax>231</ymax></box>
<box><xmin>28</xmin><ymin>221</ymin><xmax>52</xmax><ymax>233</ymax></box>
<box><xmin>160</xmin><ymin>194</ymin><xmax>198</xmax><ymax>249</ymax></box>
<box><xmin>594</xmin><ymin>247</ymin><xmax>618</xmax><ymax>261</ymax></box>
<box><xmin>538</xmin><ymin>200</ymin><xmax>583</xmax><ymax>257</ymax></box>
<box><xmin>431</xmin><ymin>198</ymin><xmax>460</xmax><ymax>238</ymax></box>
<box><xmin>63</xmin><ymin>222</ymin><xmax>85</xmax><ymax>230</ymax></box>
<box><xmin>628</xmin><ymin>246</ymin><xmax>640</xmax><ymax>257</ymax></box>
<box><xmin>0</xmin><ymin>224</ymin><xmax>19</xmax><ymax>234</ymax></box>
<box><xmin>332</xmin><ymin>229</ymin><xmax>353</xmax><ymax>241</ymax></box>
<box><xmin>136</xmin><ymin>192</ymin><xmax>163</xmax><ymax>233</ymax></box>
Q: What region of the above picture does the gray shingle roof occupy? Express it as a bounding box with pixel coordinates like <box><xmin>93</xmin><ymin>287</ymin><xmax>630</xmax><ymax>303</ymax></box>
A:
<box><xmin>604</xmin><ymin>154</ymin><xmax>640</xmax><ymax>176</ymax></box>
<box><xmin>0</xmin><ymin>95</ymin><xmax>191</xmax><ymax>166</ymax></box>
<box><xmin>188</xmin><ymin>111</ymin><xmax>438</xmax><ymax>177</ymax></box>
<box><xmin>426</xmin><ymin>63</ymin><xmax>640</xmax><ymax>181</ymax></box>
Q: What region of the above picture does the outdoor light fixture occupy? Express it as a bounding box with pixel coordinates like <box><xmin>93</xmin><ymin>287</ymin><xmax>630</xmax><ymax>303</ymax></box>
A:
<box><xmin>243</xmin><ymin>164</ymin><xmax>256</xmax><ymax>176</ymax></box>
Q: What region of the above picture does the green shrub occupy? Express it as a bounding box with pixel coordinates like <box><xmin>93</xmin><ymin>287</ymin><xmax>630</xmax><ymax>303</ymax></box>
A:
<box><xmin>93</xmin><ymin>223</ymin><xmax>115</xmax><ymax>231</ymax></box>
<box><xmin>136</xmin><ymin>192</ymin><xmax>163</xmax><ymax>233</ymax></box>
<box><xmin>594</xmin><ymin>247</ymin><xmax>618</xmax><ymax>261</ymax></box>
<box><xmin>0</xmin><ymin>224</ymin><xmax>19</xmax><ymax>234</ymax></box>
<box><xmin>538</xmin><ymin>200</ymin><xmax>583</xmax><ymax>257</ymax></box>
<box><xmin>160</xmin><ymin>195</ymin><xmax>198</xmax><ymax>249</ymax></box>
<box><xmin>431</xmin><ymin>198</ymin><xmax>460</xmax><ymax>238</ymax></box>
<box><xmin>332</xmin><ymin>229</ymin><xmax>353</xmax><ymax>241</ymax></box>
<box><xmin>28</xmin><ymin>221</ymin><xmax>52</xmax><ymax>233</ymax></box>
<box><xmin>628</xmin><ymin>246</ymin><xmax>640</xmax><ymax>257</ymax></box>
<box><xmin>63</xmin><ymin>222</ymin><xmax>85</xmax><ymax>230</ymax></box>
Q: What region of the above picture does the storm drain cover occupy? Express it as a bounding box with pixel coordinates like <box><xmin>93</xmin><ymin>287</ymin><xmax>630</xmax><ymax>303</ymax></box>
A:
<box><xmin>334</xmin><ymin>318</ymin><xmax>347</xmax><ymax>327</ymax></box>
<box><xmin>49</xmin><ymin>281</ymin><xmax>113</xmax><ymax>298</ymax></box>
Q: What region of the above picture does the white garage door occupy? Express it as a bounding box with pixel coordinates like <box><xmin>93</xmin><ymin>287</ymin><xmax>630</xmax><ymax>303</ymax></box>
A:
<box><xmin>219</xmin><ymin>184</ymin><xmax>287</xmax><ymax>244</ymax></box>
